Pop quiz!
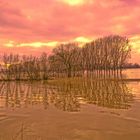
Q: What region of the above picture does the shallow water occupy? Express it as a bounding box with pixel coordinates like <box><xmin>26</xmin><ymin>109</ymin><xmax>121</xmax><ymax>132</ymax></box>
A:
<box><xmin>0</xmin><ymin>69</ymin><xmax>140</xmax><ymax>140</ymax></box>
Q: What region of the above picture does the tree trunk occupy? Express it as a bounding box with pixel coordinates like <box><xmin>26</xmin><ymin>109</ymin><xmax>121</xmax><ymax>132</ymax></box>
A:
<box><xmin>67</xmin><ymin>68</ymin><xmax>71</xmax><ymax>78</ymax></box>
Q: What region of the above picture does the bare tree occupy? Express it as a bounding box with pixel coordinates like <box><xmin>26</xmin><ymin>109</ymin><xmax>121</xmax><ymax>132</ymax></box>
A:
<box><xmin>49</xmin><ymin>43</ymin><xmax>81</xmax><ymax>77</ymax></box>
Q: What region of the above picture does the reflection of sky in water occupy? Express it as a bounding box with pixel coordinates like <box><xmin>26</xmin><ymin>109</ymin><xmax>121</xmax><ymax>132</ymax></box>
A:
<box><xmin>128</xmin><ymin>82</ymin><xmax>140</xmax><ymax>99</ymax></box>
<box><xmin>123</xmin><ymin>69</ymin><xmax>140</xmax><ymax>99</ymax></box>
<box><xmin>123</xmin><ymin>69</ymin><xmax>140</xmax><ymax>79</ymax></box>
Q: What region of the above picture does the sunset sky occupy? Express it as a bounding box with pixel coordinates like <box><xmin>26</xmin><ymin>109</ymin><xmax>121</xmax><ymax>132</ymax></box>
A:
<box><xmin>0</xmin><ymin>0</ymin><xmax>140</xmax><ymax>63</ymax></box>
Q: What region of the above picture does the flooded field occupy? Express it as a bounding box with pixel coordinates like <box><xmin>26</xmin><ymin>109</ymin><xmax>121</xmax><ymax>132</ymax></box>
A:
<box><xmin>0</xmin><ymin>69</ymin><xmax>140</xmax><ymax>140</ymax></box>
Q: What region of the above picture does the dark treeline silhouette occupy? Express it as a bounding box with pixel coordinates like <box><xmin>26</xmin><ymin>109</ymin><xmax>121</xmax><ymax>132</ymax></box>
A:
<box><xmin>0</xmin><ymin>35</ymin><xmax>131</xmax><ymax>80</ymax></box>
<box><xmin>123</xmin><ymin>63</ymin><xmax>140</xmax><ymax>69</ymax></box>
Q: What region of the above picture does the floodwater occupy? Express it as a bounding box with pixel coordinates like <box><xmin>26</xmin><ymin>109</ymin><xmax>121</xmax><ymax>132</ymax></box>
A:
<box><xmin>0</xmin><ymin>69</ymin><xmax>140</xmax><ymax>140</ymax></box>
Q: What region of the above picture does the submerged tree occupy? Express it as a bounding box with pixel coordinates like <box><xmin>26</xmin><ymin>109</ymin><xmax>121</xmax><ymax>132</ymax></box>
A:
<box><xmin>48</xmin><ymin>43</ymin><xmax>81</xmax><ymax>77</ymax></box>
<box><xmin>82</xmin><ymin>35</ymin><xmax>131</xmax><ymax>77</ymax></box>
<box><xmin>0</xmin><ymin>35</ymin><xmax>132</xmax><ymax>80</ymax></box>
<box><xmin>39</xmin><ymin>52</ymin><xmax>48</xmax><ymax>80</ymax></box>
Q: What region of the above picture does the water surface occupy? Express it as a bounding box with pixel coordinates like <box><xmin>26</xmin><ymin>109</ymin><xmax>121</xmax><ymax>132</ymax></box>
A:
<box><xmin>0</xmin><ymin>69</ymin><xmax>140</xmax><ymax>140</ymax></box>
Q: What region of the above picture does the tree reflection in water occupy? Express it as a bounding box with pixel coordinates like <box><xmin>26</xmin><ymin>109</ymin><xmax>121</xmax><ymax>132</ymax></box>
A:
<box><xmin>0</xmin><ymin>78</ymin><xmax>133</xmax><ymax>112</ymax></box>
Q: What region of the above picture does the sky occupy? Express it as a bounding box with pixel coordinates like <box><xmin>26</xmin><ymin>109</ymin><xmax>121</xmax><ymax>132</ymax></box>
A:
<box><xmin>0</xmin><ymin>0</ymin><xmax>140</xmax><ymax>63</ymax></box>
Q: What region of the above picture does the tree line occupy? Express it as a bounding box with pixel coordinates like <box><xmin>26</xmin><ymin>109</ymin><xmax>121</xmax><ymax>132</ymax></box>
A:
<box><xmin>0</xmin><ymin>35</ymin><xmax>131</xmax><ymax>80</ymax></box>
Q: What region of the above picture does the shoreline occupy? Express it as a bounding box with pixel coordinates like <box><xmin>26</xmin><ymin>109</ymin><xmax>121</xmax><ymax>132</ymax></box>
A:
<box><xmin>0</xmin><ymin>78</ymin><xmax>140</xmax><ymax>82</ymax></box>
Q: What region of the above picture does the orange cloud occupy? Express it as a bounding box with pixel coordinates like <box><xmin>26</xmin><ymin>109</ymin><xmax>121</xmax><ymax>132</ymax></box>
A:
<box><xmin>58</xmin><ymin>0</ymin><xmax>85</xmax><ymax>5</ymax></box>
<box><xmin>74</xmin><ymin>36</ymin><xmax>92</xmax><ymax>43</ymax></box>
<box><xmin>18</xmin><ymin>41</ymin><xmax>59</xmax><ymax>48</ymax></box>
<box><xmin>57</xmin><ymin>0</ymin><xmax>94</xmax><ymax>6</ymax></box>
